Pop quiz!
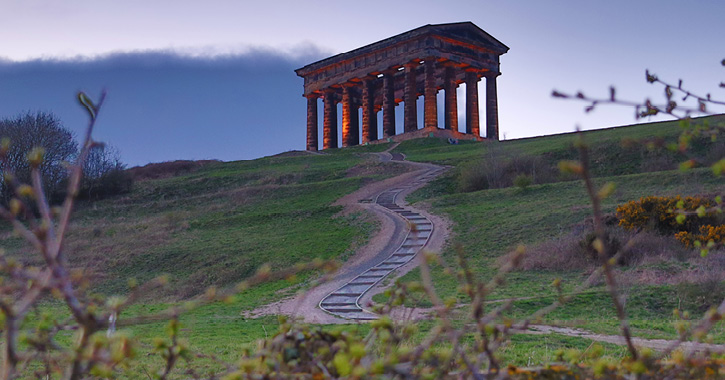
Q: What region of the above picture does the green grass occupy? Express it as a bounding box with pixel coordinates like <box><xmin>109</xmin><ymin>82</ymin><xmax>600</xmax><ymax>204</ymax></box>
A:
<box><xmin>5</xmin><ymin>115</ymin><xmax>725</xmax><ymax>376</ymax></box>
<box><xmin>4</xmin><ymin>143</ymin><xmax>410</xmax><ymax>303</ymax></box>
<box><xmin>395</xmin><ymin>115</ymin><xmax>725</xmax><ymax>168</ymax></box>
<box><xmin>375</xmin><ymin>115</ymin><xmax>725</xmax><ymax>349</ymax></box>
<box><xmin>5</xmin><ymin>144</ymin><xmax>406</xmax><ymax>378</ymax></box>
<box><xmin>378</xmin><ymin>168</ymin><xmax>724</xmax><ymax>337</ymax></box>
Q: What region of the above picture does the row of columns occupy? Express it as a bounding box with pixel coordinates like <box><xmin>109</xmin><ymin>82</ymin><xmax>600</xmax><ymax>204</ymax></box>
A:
<box><xmin>306</xmin><ymin>59</ymin><xmax>499</xmax><ymax>151</ymax></box>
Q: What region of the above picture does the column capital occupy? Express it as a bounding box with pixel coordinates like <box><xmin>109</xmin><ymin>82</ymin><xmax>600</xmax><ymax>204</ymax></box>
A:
<box><xmin>322</xmin><ymin>87</ymin><xmax>339</xmax><ymax>99</ymax></box>
<box><xmin>440</xmin><ymin>59</ymin><xmax>464</xmax><ymax>68</ymax></box>
<box><xmin>341</xmin><ymin>80</ymin><xmax>359</xmax><ymax>89</ymax></box>
<box><xmin>404</xmin><ymin>60</ymin><xmax>420</xmax><ymax>68</ymax></box>
<box><xmin>483</xmin><ymin>70</ymin><xmax>501</xmax><ymax>78</ymax></box>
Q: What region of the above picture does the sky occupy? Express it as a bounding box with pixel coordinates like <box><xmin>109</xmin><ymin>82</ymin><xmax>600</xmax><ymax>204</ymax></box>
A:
<box><xmin>0</xmin><ymin>0</ymin><xmax>723</xmax><ymax>166</ymax></box>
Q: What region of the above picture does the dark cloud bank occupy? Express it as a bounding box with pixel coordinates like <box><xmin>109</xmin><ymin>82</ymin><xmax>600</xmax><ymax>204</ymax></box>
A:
<box><xmin>0</xmin><ymin>46</ymin><xmax>331</xmax><ymax>166</ymax></box>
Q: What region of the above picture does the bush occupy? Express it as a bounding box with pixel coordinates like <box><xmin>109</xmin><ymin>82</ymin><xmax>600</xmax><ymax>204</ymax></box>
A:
<box><xmin>0</xmin><ymin>111</ymin><xmax>77</xmax><ymax>203</ymax></box>
<box><xmin>513</xmin><ymin>173</ymin><xmax>532</xmax><ymax>191</ymax></box>
<box><xmin>675</xmin><ymin>272</ymin><xmax>725</xmax><ymax>312</ymax></box>
<box><xmin>616</xmin><ymin>195</ymin><xmax>719</xmax><ymax>235</ymax></box>
<box><xmin>75</xmin><ymin>144</ymin><xmax>133</xmax><ymax>200</ymax></box>
<box><xmin>458</xmin><ymin>144</ymin><xmax>557</xmax><ymax>192</ymax></box>
<box><xmin>513</xmin><ymin>227</ymin><xmax>693</xmax><ymax>271</ymax></box>
<box><xmin>675</xmin><ymin>224</ymin><xmax>725</xmax><ymax>249</ymax></box>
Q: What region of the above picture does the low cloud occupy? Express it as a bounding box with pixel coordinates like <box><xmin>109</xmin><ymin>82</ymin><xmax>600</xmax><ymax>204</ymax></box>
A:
<box><xmin>0</xmin><ymin>44</ymin><xmax>334</xmax><ymax>166</ymax></box>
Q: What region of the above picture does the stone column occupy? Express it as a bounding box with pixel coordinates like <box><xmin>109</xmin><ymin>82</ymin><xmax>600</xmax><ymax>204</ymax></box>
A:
<box><xmin>465</xmin><ymin>69</ymin><xmax>480</xmax><ymax>136</ymax></box>
<box><xmin>443</xmin><ymin>65</ymin><xmax>458</xmax><ymax>131</ymax></box>
<box><xmin>306</xmin><ymin>94</ymin><xmax>319</xmax><ymax>151</ymax></box>
<box><xmin>350</xmin><ymin>90</ymin><xmax>360</xmax><ymax>146</ymax></box>
<box><xmin>342</xmin><ymin>85</ymin><xmax>354</xmax><ymax>147</ymax></box>
<box><xmin>424</xmin><ymin>58</ymin><xmax>438</xmax><ymax>129</ymax></box>
<box><xmin>362</xmin><ymin>77</ymin><xmax>378</xmax><ymax>143</ymax></box>
<box><xmin>485</xmin><ymin>72</ymin><xmax>500</xmax><ymax>140</ymax></box>
<box><xmin>404</xmin><ymin>62</ymin><xmax>418</xmax><ymax>133</ymax></box>
<box><xmin>382</xmin><ymin>71</ymin><xmax>396</xmax><ymax>138</ymax></box>
<box><xmin>323</xmin><ymin>89</ymin><xmax>338</xmax><ymax>149</ymax></box>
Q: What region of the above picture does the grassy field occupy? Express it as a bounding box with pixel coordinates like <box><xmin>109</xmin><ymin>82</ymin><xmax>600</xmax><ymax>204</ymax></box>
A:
<box><xmin>378</xmin><ymin>115</ymin><xmax>725</xmax><ymax>347</ymax></box>
<box><xmin>5</xmin><ymin>142</ymin><xmax>405</xmax><ymax>300</ymax></box>
<box><xmin>4</xmin><ymin>115</ymin><xmax>725</xmax><ymax>375</ymax></box>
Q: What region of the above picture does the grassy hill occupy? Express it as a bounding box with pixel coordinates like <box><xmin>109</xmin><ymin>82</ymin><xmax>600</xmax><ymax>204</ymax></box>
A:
<box><xmin>3</xmin><ymin>115</ymin><xmax>724</xmax><ymax>372</ymax></box>
<box><xmin>381</xmin><ymin>115</ymin><xmax>725</xmax><ymax>346</ymax></box>
<box><xmin>3</xmin><ymin>143</ymin><xmax>408</xmax><ymax>301</ymax></box>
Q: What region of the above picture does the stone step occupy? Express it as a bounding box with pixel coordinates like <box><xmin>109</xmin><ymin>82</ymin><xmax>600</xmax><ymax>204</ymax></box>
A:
<box><xmin>383</xmin><ymin>260</ymin><xmax>409</xmax><ymax>266</ymax></box>
<box><xmin>325</xmin><ymin>307</ymin><xmax>363</xmax><ymax>313</ymax></box>
<box><xmin>349</xmin><ymin>281</ymin><xmax>376</xmax><ymax>285</ymax></box>
<box><xmin>323</xmin><ymin>295</ymin><xmax>358</xmax><ymax>303</ymax></box>
<box><xmin>321</xmin><ymin>302</ymin><xmax>357</xmax><ymax>307</ymax></box>
<box><xmin>330</xmin><ymin>292</ymin><xmax>362</xmax><ymax>297</ymax></box>
<box><xmin>356</xmin><ymin>274</ymin><xmax>384</xmax><ymax>279</ymax></box>
<box><xmin>406</xmin><ymin>216</ymin><xmax>427</xmax><ymax>220</ymax></box>
<box><xmin>339</xmin><ymin>284</ymin><xmax>374</xmax><ymax>293</ymax></box>
<box><xmin>337</xmin><ymin>311</ymin><xmax>378</xmax><ymax>320</ymax></box>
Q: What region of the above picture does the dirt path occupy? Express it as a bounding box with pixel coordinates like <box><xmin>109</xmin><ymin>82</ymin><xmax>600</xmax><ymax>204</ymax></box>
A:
<box><xmin>524</xmin><ymin>325</ymin><xmax>725</xmax><ymax>353</ymax></box>
<box><xmin>245</xmin><ymin>147</ymin><xmax>725</xmax><ymax>353</ymax></box>
<box><xmin>246</xmin><ymin>146</ymin><xmax>450</xmax><ymax>324</ymax></box>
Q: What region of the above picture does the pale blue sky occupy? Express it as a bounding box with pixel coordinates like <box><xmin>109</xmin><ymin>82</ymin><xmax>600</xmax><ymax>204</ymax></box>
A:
<box><xmin>0</xmin><ymin>0</ymin><xmax>723</xmax><ymax>165</ymax></box>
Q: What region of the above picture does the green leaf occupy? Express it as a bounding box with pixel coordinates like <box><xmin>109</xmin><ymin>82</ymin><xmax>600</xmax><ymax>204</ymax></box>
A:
<box><xmin>697</xmin><ymin>205</ymin><xmax>707</xmax><ymax>217</ymax></box>
<box><xmin>77</xmin><ymin>92</ymin><xmax>97</xmax><ymax>119</ymax></box>
<box><xmin>712</xmin><ymin>159</ymin><xmax>725</xmax><ymax>176</ymax></box>
<box><xmin>333</xmin><ymin>352</ymin><xmax>352</xmax><ymax>376</ymax></box>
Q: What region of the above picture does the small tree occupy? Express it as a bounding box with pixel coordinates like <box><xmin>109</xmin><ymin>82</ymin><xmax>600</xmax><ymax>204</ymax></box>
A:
<box><xmin>78</xmin><ymin>144</ymin><xmax>132</xmax><ymax>200</ymax></box>
<box><xmin>0</xmin><ymin>112</ymin><xmax>77</xmax><ymax>203</ymax></box>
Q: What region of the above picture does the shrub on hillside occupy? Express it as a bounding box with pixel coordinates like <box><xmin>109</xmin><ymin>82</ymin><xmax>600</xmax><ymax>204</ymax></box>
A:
<box><xmin>616</xmin><ymin>195</ymin><xmax>719</xmax><ymax>235</ymax></box>
<box><xmin>675</xmin><ymin>224</ymin><xmax>725</xmax><ymax>249</ymax></box>
<box><xmin>512</xmin><ymin>227</ymin><xmax>693</xmax><ymax>272</ymax></box>
<box><xmin>458</xmin><ymin>145</ymin><xmax>557</xmax><ymax>192</ymax></box>
<box><xmin>75</xmin><ymin>144</ymin><xmax>133</xmax><ymax>200</ymax></box>
<box><xmin>0</xmin><ymin>111</ymin><xmax>77</xmax><ymax>203</ymax></box>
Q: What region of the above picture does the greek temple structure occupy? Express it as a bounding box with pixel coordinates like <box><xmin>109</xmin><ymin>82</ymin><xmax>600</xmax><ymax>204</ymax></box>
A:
<box><xmin>295</xmin><ymin>22</ymin><xmax>509</xmax><ymax>151</ymax></box>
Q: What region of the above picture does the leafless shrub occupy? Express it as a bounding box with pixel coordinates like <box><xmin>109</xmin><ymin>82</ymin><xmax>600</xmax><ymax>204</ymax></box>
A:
<box><xmin>514</xmin><ymin>226</ymin><xmax>693</xmax><ymax>272</ymax></box>
<box><xmin>458</xmin><ymin>144</ymin><xmax>557</xmax><ymax>192</ymax></box>
<box><xmin>0</xmin><ymin>111</ymin><xmax>77</xmax><ymax>203</ymax></box>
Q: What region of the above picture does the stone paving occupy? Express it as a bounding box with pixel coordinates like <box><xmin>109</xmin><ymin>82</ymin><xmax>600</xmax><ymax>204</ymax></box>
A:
<box><xmin>318</xmin><ymin>155</ymin><xmax>446</xmax><ymax>320</ymax></box>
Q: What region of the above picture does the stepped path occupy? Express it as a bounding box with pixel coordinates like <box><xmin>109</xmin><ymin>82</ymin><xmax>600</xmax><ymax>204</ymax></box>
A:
<box><xmin>319</xmin><ymin>153</ymin><xmax>446</xmax><ymax>320</ymax></box>
<box><xmin>247</xmin><ymin>146</ymin><xmax>449</xmax><ymax>323</ymax></box>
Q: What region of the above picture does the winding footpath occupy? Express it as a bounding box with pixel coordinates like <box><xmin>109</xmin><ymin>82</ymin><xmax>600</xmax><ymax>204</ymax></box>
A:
<box><xmin>249</xmin><ymin>146</ymin><xmax>725</xmax><ymax>353</ymax></box>
<box><xmin>318</xmin><ymin>152</ymin><xmax>446</xmax><ymax>320</ymax></box>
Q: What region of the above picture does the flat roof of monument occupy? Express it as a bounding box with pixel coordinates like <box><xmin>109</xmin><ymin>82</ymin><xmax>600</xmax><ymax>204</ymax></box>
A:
<box><xmin>295</xmin><ymin>21</ymin><xmax>509</xmax><ymax>76</ymax></box>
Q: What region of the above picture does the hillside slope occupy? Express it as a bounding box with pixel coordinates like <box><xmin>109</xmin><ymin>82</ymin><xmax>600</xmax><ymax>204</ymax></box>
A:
<box><xmin>382</xmin><ymin>115</ymin><xmax>725</xmax><ymax>348</ymax></box>
<box><xmin>3</xmin><ymin>143</ymin><xmax>410</xmax><ymax>302</ymax></box>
